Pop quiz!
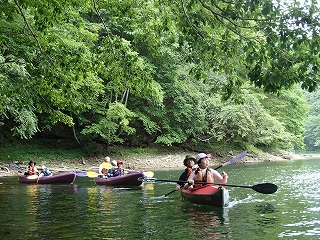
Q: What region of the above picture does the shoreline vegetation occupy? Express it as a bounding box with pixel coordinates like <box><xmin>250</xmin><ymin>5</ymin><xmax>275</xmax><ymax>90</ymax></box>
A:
<box><xmin>1</xmin><ymin>149</ymin><xmax>319</xmax><ymax>178</ymax></box>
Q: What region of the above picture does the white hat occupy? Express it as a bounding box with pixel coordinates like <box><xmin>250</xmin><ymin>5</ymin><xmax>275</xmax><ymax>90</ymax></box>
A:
<box><xmin>41</xmin><ymin>165</ymin><xmax>47</xmax><ymax>169</ymax></box>
<box><xmin>196</xmin><ymin>153</ymin><xmax>212</xmax><ymax>163</ymax></box>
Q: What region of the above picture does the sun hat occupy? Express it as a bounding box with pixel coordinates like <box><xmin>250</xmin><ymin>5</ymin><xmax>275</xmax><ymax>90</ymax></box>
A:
<box><xmin>41</xmin><ymin>165</ymin><xmax>47</xmax><ymax>169</ymax></box>
<box><xmin>104</xmin><ymin>156</ymin><xmax>110</xmax><ymax>162</ymax></box>
<box><xmin>196</xmin><ymin>153</ymin><xmax>212</xmax><ymax>163</ymax></box>
<box><xmin>183</xmin><ymin>155</ymin><xmax>196</xmax><ymax>166</ymax></box>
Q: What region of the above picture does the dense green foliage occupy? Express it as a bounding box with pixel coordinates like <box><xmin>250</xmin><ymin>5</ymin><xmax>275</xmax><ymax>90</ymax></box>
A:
<box><xmin>0</xmin><ymin>0</ymin><xmax>318</xmax><ymax>152</ymax></box>
<box><xmin>304</xmin><ymin>89</ymin><xmax>320</xmax><ymax>151</ymax></box>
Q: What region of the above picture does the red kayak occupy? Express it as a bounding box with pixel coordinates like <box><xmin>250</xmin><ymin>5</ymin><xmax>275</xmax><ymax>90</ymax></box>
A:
<box><xmin>94</xmin><ymin>172</ymin><xmax>144</xmax><ymax>186</ymax></box>
<box><xmin>19</xmin><ymin>172</ymin><xmax>76</xmax><ymax>184</ymax></box>
<box><xmin>181</xmin><ymin>184</ymin><xmax>229</xmax><ymax>207</ymax></box>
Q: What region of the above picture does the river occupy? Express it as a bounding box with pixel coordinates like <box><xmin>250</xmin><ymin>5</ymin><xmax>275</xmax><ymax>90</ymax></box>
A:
<box><xmin>0</xmin><ymin>158</ymin><xmax>320</xmax><ymax>239</ymax></box>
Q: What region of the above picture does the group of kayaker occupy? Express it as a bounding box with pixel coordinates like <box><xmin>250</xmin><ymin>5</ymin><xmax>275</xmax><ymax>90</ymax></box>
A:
<box><xmin>175</xmin><ymin>153</ymin><xmax>228</xmax><ymax>190</ymax></box>
<box><xmin>98</xmin><ymin>156</ymin><xmax>125</xmax><ymax>178</ymax></box>
<box><xmin>23</xmin><ymin>156</ymin><xmax>126</xmax><ymax>179</ymax></box>
<box><xmin>24</xmin><ymin>160</ymin><xmax>52</xmax><ymax>177</ymax></box>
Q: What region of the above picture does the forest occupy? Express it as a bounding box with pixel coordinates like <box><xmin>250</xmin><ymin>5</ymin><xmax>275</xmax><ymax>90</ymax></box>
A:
<box><xmin>1</xmin><ymin>0</ymin><xmax>320</xmax><ymax>155</ymax></box>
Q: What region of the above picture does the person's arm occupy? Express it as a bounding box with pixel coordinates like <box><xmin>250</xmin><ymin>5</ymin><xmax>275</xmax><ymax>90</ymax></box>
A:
<box><xmin>113</xmin><ymin>168</ymin><xmax>120</xmax><ymax>176</ymax></box>
<box><xmin>175</xmin><ymin>171</ymin><xmax>187</xmax><ymax>190</ymax></box>
<box><xmin>98</xmin><ymin>164</ymin><xmax>103</xmax><ymax>174</ymax></box>
<box><xmin>184</xmin><ymin>171</ymin><xmax>196</xmax><ymax>189</ymax></box>
<box><xmin>212</xmin><ymin>170</ymin><xmax>228</xmax><ymax>184</ymax></box>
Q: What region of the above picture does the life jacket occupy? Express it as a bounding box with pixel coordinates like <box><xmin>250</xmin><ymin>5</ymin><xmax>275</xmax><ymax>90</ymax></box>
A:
<box><xmin>27</xmin><ymin>166</ymin><xmax>37</xmax><ymax>175</ymax></box>
<box><xmin>194</xmin><ymin>168</ymin><xmax>214</xmax><ymax>188</ymax></box>
<box><xmin>186</xmin><ymin>167</ymin><xmax>193</xmax><ymax>179</ymax></box>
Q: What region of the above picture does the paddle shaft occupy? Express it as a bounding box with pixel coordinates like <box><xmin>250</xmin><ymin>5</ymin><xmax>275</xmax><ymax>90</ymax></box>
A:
<box><xmin>164</xmin><ymin>189</ymin><xmax>179</xmax><ymax>197</ymax></box>
<box><xmin>87</xmin><ymin>170</ymin><xmax>154</xmax><ymax>178</ymax></box>
<box><xmin>145</xmin><ymin>178</ymin><xmax>277</xmax><ymax>194</ymax></box>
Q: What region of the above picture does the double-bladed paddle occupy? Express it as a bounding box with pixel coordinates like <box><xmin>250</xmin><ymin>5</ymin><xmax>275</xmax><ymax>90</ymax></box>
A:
<box><xmin>86</xmin><ymin>170</ymin><xmax>154</xmax><ymax>178</ymax></box>
<box><xmin>140</xmin><ymin>177</ymin><xmax>277</xmax><ymax>194</ymax></box>
<box><xmin>164</xmin><ymin>150</ymin><xmax>248</xmax><ymax>197</ymax></box>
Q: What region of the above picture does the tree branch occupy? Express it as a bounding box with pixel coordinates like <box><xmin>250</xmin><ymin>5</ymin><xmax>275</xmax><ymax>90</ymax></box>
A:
<box><xmin>14</xmin><ymin>0</ymin><xmax>43</xmax><ymax>54</ymax></box>
<box><xmin>181</xmin><ymin>0</ymin><xmax>211</xmax><ymax>46</ymax></box>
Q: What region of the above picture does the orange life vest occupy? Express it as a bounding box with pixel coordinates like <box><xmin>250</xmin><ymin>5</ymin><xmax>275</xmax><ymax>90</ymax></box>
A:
<box><xmin>27</xmin><ymin>166</ymin><xmax>37</xmax><ymax>175</ymax></box>
<box><xmin>187</xmin><ymin>167</ymin><xmax>193</xmax><ymax>178</ymax></box>
<box><xmin>194</xmin><ymin>168</ymin><xmax>214</xmax><ymax>188</ymax></box>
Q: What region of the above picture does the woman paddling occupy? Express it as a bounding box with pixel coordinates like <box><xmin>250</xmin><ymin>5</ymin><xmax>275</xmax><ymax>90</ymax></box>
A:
<box><xmin>185</xmin><ymin>153</ymin><xmax>228</xmax><ymax>189</ymax></box>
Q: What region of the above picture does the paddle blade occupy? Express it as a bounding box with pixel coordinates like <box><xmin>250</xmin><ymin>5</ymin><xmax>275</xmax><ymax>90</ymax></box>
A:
<box><xmin>143</xmin><ymin>171</ymin><xmax>154</xmax><ymax>178</ymax></box>
<box><xmin>252</xmin><ymin>183</ymin><xmax>278</xmax><ymax>194</ymax></box>
<box><xmin>27</xmin><ymin>175</ymin><xmax>39</xmax><ymax>179</ymax></box>
<box><xmin>138</xmin><ymin>177</ymin><xmax>157</xmax><ymax>183</ymax></box>
<box><xmin>87</xmin><ymin>171</ymin><xmax>99</xmax><ymax>178</ymax></box>
<box><xmin>76</xmin><ymin>171</ymin><xmax>87</xmax><ymax>177</ymax></box>
<box><xmin>221</xmin><ymin>150</ymin><xmax>247</xmax><ymax>168</ymax></box>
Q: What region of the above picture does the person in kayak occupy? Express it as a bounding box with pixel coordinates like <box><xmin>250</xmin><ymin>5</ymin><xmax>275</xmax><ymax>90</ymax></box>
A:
<box><xmin>99</xmin><ymin>156</ymin><xmax>112</xmax><ymax>177</ymax></box>
<box><xmin>113</xmin><ymin>160</ymin><xmax>125</xmax><ymax>176</ymax></box>
<box><xmin>106</xmin><ymin>160</ymin><xmax>117</xmax><ymax>177</ymax></box>
<box><xmin>39</xmin><ymin>165</ymin><xmax>52</xmax><ymax>177</ymax></box>
<box><xmin>185</xmin><ymin>153</ymin><xmax>228</xmax><ymax>189</ymax></box>
<box><xmin>24</xmin><ymin>160</ymin><xmax>38</xmax><ymax>175</ymax></box>
<box><xmin>175</xmin><ymin>155</ymin><xmax>196</xmax><ymax>190</ymax></box>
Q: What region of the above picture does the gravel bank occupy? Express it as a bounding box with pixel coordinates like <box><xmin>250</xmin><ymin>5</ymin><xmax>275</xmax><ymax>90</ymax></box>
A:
<box><xmin>0</xmin><ymin>151</ymin><xmax>316</xmax><ymax>177</ymax></box>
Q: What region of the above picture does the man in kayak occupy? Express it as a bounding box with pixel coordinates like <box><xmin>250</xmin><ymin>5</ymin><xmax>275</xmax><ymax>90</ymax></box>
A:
<box><xmin>175</xmin><ymin>155</ymin><xmax>196</xmax><ymax>190</ymax></box>
<box><xmin>185</xmin><ymin>153</ymin><xmax>228</xmax><ymax>189</ymax></box>
<box><xmin>99</xmin><ymin>156</ymin><xmax>112</xmax><ymax>177</ymax></box>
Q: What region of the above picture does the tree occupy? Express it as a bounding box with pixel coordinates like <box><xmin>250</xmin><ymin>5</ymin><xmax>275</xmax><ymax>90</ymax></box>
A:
<box><xmin>304</xmin><ymin>90</ymin><xmax>320</xmax><ymax>150</ymax></box>
<box><xmin>0</xmin><ymin>0</ymin><xmax>313</xmax><ymax>152</ymax></box>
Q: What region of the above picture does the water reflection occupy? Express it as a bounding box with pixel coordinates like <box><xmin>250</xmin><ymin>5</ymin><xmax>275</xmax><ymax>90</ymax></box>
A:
<box><xmin>1</xmin><ymin>158</ymin><xmax>320</xmax><ymax>239</ymax></box>
<box><xmin>182</xmin><ymin>204</ymin><xmax>229</xmax><ymax>239</ymax></box>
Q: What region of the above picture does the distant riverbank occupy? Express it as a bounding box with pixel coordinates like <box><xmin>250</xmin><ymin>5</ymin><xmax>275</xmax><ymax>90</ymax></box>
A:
<box><xmin>0</xmin><ymin>151</ymin><xmax>318</xmax><ymax>177</ymax></box>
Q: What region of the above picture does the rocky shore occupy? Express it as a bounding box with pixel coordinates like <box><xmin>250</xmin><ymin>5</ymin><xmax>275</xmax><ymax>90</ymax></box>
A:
<box><xmin>0</xmin><ymin>151</ymin><xmax>318</xmax><ymax>177</ymax></box>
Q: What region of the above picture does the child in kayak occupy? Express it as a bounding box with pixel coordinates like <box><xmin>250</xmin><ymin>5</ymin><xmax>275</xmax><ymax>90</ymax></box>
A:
<box><xmin>175</xmin><ymin>155</ymin><xmax>196</xmax><ymax>190</ymax></box>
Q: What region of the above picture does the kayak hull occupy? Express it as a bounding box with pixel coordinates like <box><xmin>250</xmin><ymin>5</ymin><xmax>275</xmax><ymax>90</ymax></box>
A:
<box><xmin>181</xmin><ymin>184</ymin><xmax>229</xmax><ymax>207</ymax></box>
<box><xmin>19</xmin><ymin>172</ymin><xmax>76</xmax><ymax>184</ymax></box>
<box><xmin>94</xmin><ymin>172</ymin><xmax>144</xmax><ymax>186</ymax></box>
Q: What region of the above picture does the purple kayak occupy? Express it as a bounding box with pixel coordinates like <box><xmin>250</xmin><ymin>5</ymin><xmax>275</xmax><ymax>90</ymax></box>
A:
<box><xmin>19</xmin><ymin>172</ymin><xmax>76</xmax><ymax>184</ymax></box>
<box><xmin>94</xmin><ymin>172</ymin><xmax>144</xmax><ymax>186</ymax></box>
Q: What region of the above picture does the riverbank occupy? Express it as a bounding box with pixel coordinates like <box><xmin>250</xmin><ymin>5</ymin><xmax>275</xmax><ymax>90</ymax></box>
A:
<box><xmin>0</xmin><ymin>151</ymin><xmax>318</xmax><ymax>177</ymax></box>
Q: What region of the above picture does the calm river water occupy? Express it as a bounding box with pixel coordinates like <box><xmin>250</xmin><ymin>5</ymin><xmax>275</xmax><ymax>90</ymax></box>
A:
<box><xmin>1</xmin><ymin>158</ymin><xmax>320</xmax><ymax>240</ymax></box>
